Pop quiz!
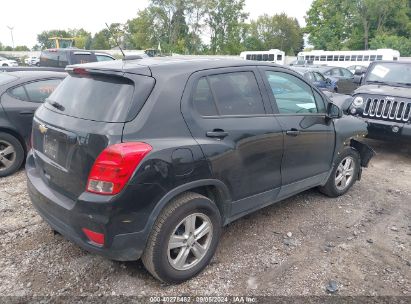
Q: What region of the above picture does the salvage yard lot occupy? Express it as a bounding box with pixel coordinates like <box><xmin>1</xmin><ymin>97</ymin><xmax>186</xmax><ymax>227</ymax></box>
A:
<box><xmin>0</xmin><ymin>139</ymin><xmax>410</xmax><ymax>296</ymax></box>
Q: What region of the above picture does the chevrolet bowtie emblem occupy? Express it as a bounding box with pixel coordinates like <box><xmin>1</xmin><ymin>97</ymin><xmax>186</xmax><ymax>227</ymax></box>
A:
<box><xmin>39</xmin><ymin>124</ymin><xmax>48</xmax><ymax>134</ymax></box>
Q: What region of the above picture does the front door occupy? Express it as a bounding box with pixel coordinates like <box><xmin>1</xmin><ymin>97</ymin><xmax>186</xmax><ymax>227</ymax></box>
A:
<box><xmin>181</xmin><ymin>67</ymin><xmax>284</xmax><ymax>215</ymax></box>
<box><xmin>260</xmin><ymin>68</ymin><xmax>336</xmax><ymax>197</ymax></box>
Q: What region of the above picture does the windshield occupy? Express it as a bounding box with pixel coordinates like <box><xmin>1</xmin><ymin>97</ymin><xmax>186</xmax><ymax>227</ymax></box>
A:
<box><xmin>0</xmin><ymin>73</ymin><xmax>17</xmax><ymax>85</ymax></box>
<box><xmin>366</xmin><ymin>63</ymin><xmax>411</xmax><ymax>86</ymax></box>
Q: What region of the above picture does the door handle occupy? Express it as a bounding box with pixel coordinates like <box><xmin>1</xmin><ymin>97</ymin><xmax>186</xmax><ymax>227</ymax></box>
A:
<box><xmin>286</xmin><ymin>129</ymin><xmax>301</xmax><ymax>136</ymax></box>
<box><xmin>206</xmin><ymin>129</ymin><xmax>229</xmax><ymax>139</ymax></box>
<box><xmin>19</xmin><ymin>111</ymin><xmax>35</xmax><ymax>115</ymax></box>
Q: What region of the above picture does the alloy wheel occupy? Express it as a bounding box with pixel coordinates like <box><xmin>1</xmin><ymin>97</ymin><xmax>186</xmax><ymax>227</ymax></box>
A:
<box><xmin>167</xmin><ymin>213</ymin><xmax>213</xmax><ymax>271</ymax></box>
<box><xmin>0</xmin><ymin>140</ymin><xmax>16</xmax><ymax>171</ymax></box>
<box><xmin>335</xmin><ymin>156</ymin><xmax>355</xmax><ymax>191</ymax></box>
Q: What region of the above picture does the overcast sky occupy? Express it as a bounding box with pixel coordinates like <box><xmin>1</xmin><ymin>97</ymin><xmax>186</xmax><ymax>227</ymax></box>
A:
<box><xmin>0</xmin><ymin>0</ymin><xmax>313</xmax><ymax>48</ymax></box>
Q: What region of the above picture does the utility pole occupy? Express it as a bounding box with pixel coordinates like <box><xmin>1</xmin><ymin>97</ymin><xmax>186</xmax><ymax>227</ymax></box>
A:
<box><xmin>7</xmin><ymin>26</ymin><xmax>14</xmax><ymax>49</ymax></box>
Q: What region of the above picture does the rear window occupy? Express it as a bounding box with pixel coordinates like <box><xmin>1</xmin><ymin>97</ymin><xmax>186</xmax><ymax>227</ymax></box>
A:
<box><xmin>45</xmin><ymin>74</ymin><xmax>136</xmax><ymax>122</ymax></box>
<box><xmin>72</xmin><ymin>52</ymin><xmax>97</xmax><ymax>64</ymax></box>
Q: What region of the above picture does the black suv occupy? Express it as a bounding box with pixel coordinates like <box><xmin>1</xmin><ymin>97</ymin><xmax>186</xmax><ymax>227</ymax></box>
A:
<box><xmin>39</xmin><ymin>49</ymin><xmax>115</xmax><ymax>68</ymax></box>
<box><xmin>27</xmin><ymin>58</ymin><xmax>374</xmax><ymax>283</ymax></box>
<box><xmin>349</xmin><ymin>61</ymin><xmax>411</xmax><ymax>140</ymax></box>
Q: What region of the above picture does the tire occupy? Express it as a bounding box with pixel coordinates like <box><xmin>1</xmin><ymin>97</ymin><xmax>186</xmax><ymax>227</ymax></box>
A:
<box><xmin>2</xmin><ymin>64</ymin><xmax>8</xmax><ymax>67</ymax></box>
<box><xmin>319</xmin><ymin>147</ymin><xmax>360</xmax><ymax>198</ymax></box>
<box><xmin>142</xmin><ymin>192</ymin><xmax>222</xmax><ymax>284</ymax></box>
<box><xmin>0</xmin><ymin>132</ymin><xmax>25</xmax><ymax>177</ymax></box>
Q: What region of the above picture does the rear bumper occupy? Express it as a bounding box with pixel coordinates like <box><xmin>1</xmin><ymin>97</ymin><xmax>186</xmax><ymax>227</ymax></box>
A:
<box><xmin>26</xmin><ymin>151</ymin><xmax>148</xmax><ymax>261</ymax></box>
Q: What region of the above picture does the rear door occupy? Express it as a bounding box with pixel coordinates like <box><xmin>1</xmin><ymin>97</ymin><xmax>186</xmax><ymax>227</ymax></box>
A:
<box><xmin>1</xmin><ymin>78</ymin><xmax>62</xmax><ymax>144</ymax></box>
<box><xmin>182</xmin><ymin>67</ymin><xmax>284</xmax><ymax>215</ymax></box>
<box><xmin>259</xmin><ymin>67</ymin><xmax>335</xmax><ymax>198</ymax></box>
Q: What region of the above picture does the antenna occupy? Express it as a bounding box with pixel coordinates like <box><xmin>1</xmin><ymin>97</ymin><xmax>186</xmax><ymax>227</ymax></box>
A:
<box><xmin>105</xmin><ymin>22</ymin><xmax>125</xmax><ymax>59</ymax></box>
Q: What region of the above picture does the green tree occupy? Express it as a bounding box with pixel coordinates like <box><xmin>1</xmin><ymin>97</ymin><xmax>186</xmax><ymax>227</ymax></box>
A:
<box><xmin>305</xmin><ymin>0</ymin><xmax>355</xmax><ymax>50</ymax></box>
<box><xmin>245</xmin><ymin>14</ymin><xmax>304</xmax><ymax>55</ymax></box>
<box><xmin>206</xmin><ymin>0</ymin><xmax>248</xmax><ymax>54</ymax></box>
<box><xmin>91</xmin><ymin>29</ymin><xmax>111</xmax><ymax>50</ymax></box>
<box><xmin>13</xmin><ymin>45</ymin><xmax>30</xmax><ymax>51</ymax></box>
<box><xmin>37</xmin><ymin>30</ymin><xmax>71</xmax><ymax>49</ymax></box>
<box><xmin>370</xmin><ymin>34</ymin><xmax>411</xmax><ymax>56</ymax></box>
<box><xmin>126</xmin><ymin>7</ymin><xmax>168</xmax><ymax>50</ymax></box>
<box><xmin>91</xmin><ymin>23</ymin><xmax>124</xmax><ymax>50</ymax></box>
<box><xmin>69</xmin><ymin>28</ymin><xmax>92</xmax><ymax>49</ymax></box>
<box><xmin>305</xmin><ymin>0</ymin><xmax>411</xmax><ymax>50</ymax></box>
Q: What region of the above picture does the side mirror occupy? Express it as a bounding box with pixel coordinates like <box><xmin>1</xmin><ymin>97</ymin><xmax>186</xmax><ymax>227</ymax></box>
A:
<box><xmin>353</xmin><ymin>75</ymin><xmax>362</xmax><ymax>85</ymax></box>
<box><xmin>326</xmin><ymin>78</ymin><xmax>332</xmax><ymax>84</ymax></box>
<box><xmin>327</xmin><ymin>103</ymin><xmax>342</xmax><ymax>119</ymax></box>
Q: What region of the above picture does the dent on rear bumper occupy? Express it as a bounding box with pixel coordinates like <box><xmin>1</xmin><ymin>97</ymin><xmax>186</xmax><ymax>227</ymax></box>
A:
<box><xmin>26</xmin><ymin>151</ymin><xmax>147</xmax><ymax>261</ymax></box>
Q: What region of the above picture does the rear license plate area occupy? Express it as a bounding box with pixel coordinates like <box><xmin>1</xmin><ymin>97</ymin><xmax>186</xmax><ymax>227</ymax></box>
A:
<box><xmin>43</xmin><ymin>135</ymin><xmax>58</xmax><ymax>160</ymax></box>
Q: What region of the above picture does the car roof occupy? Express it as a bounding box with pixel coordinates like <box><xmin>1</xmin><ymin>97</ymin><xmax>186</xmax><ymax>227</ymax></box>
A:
<box><xmin>0</xmin><ymin>70</ymin><xmax>67</xmax><ymax>80</ymax></box>
<box><xmin>70</xmin><ymin>57</ymin><xmax>284</xmax><ymax>77</ymax></box>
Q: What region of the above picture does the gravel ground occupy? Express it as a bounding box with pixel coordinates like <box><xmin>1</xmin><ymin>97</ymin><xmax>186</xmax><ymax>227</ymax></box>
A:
<box><xmin>0</xmin><ymin>139</ymin><xmax>410</xmax><ymax>297</ymax></box>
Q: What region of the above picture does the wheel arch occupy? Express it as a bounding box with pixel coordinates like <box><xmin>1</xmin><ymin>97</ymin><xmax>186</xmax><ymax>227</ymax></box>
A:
<box><xmin>140</xmin><ymin>179</ymin><xmax>232</xmax><ymax>249</ymax></box>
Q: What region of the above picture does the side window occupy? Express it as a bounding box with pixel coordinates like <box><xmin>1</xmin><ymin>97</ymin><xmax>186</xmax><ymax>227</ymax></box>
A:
<box><xmin>8</xmin><ymin>86</ymin><xmax>29</xmax><ymax>101</ymax></box>
<box><xmin>340</xmin><ymin>68</ymin><xmax>353</xmax><ymax>78</ymax></box>
<box><xmin>331</xmin><ymin>68</ymin><xmax>342</xmax><ymax>76</ymax></box>
<box><xmin>24</xmin><ymin>79</ymin><xmax>62</xmax><ymax>103</ymax></box>
<box><xmin>96</xmin><ymin>55</ymin><xmax>114</xmax><ymax>62</ymax></box>
<box><xmin>265</xmin><ymin>71</ymin><xmax>319</xmax><ymax>114</ymax></box>
<box><xmin>192</xmin><ymin>77</ymin><xmax>218</xmax><ymax>116</ymax></box>
<box><xmin>207</xmin><ymin>72</ymin><xmax>265</xmax><ymax>116</ymax></box>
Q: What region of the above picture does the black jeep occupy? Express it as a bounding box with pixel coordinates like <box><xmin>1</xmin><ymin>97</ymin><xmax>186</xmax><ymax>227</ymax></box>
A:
<box><xmin>349</xmin><ymin>61</ymin><xmax>411</xmax><ymax>140</ymax></box>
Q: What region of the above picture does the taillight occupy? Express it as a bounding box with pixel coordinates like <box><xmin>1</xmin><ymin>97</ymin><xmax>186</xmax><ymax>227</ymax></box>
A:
<box><xmin>86</xmin><ymin>142</ymin><xmax>152</xmax><ymax>195</ymax></box>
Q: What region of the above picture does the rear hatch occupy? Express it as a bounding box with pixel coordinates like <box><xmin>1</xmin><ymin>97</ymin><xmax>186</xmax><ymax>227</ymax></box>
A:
<box><xmin>31</xmin><ymin>69</ymin><xmax>154</xmax><ymax>199</ymax></box>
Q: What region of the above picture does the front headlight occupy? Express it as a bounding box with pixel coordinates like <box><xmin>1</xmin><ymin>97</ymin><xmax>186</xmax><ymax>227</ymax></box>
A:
<box><xmin>352</xmin><ymin>96</ymin><xmax>364</xmax><ymax>108</ymax></box>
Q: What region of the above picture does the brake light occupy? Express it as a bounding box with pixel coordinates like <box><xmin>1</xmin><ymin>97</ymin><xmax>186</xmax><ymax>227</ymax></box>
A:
<box><xmin>73</xmin><ymin>68</ymin><xmax>88</xmax><ymax>75</ymax></box>
<box><xmin>86</xmin><ymin>142</ymin><xmax>152</xmax><ymax>195</ymax></box>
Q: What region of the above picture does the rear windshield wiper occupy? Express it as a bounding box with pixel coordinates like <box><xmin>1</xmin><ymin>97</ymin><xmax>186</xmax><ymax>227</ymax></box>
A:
<box><xmin>46</xmin><ymin>99</ymin><xmax>65</xmax><ymax>111</ymax></box>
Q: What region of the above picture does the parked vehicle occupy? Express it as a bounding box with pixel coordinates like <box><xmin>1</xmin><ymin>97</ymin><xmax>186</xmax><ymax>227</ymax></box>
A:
<box><xmin>25</xmin><ymin>56</ymin><xmax>40</xmax><ymax>66</ymax></box>
<box><xmin>0</xmin><ymin>71</ymin><xmax>66</xmax><ymax>176</ymax></box>
<box><xmin>349</xmin><ymin>61</ymin><xmax>411</xmax><ymax>140</ymax></box>
<box><xmin>0</xmin><ymin>56</ymin><xmax>18</xmax><ymax>67</ymax></box>
<box><xmin>291</xmin><ymin>66</ymin><xmax>338</xmax><ymax>92</ymax></box>
<box><xmin>298</xmin><ymin>49</ymin><xmax>400</xmax><ymax>68</ymax></box>
<box><xmin>240</xmin><ymin>49</ymin><xmax>285</xmax><ymax>65</ymax></box>
<box><xmin>39</xmin><ymin>49</ymin><xmax>114</xmax><ymax>68</ymax></box>
<box><xmin>316</xmin><ymin>66</ymin><xmax>359</xmax><ymax>94</ymax></box>
<box><xmin>347</xmin><ymin>65</ymin><xmax>368</xmax><ymax>76</ymax></box>
<box><xmin>27</xmin><ymin>58</ymin><xmax>374</xmax><ymax>284</ymax></box>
